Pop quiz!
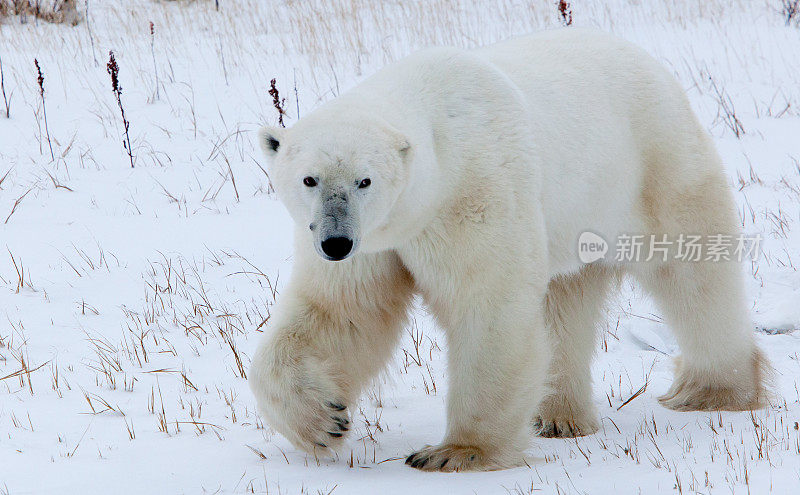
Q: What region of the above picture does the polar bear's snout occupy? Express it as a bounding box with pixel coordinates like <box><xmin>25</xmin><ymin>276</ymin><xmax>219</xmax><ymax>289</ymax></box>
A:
<box><xmin>313</xmin><ymin>188</ymin><xmax>359</xmax><ymax>261</ymax></box>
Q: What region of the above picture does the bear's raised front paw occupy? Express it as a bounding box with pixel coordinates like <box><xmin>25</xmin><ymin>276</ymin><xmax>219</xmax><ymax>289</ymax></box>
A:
<box><xmin>250</xmin><ymin>357</ymin><xmax>351</xmax><ymax>453</ymax></box>
<box><xmin>405</xmin><ymin>444</ymin><xmax>496</xmax><ymax>472</ymax></box>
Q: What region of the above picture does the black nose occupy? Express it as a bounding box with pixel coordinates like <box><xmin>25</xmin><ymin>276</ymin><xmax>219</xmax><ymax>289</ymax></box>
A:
<box><xmin>321</xmin><ymin>237</ymin><xmax>353</xmax><ymax>260</ymax></box>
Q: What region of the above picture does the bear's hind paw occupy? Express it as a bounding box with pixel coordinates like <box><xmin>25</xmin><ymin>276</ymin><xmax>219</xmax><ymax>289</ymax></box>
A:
<box><xmin>659</xmin><ymin>350</ymin><xmax>772</xmax><ymax>412</ymax></box>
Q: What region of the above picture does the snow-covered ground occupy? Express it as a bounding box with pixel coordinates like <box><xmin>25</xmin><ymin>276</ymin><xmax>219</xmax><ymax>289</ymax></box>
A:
<box><xmin>0</xmin><ymin>1</ymin><xmax>798</xmax><ymax>493</ymax></box>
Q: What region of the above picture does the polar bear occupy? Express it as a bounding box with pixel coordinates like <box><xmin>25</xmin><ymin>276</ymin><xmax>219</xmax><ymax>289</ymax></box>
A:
<box><xmin>249</xmin><ymin>28</ymin><xmax>769</xmax><ymax>472</ymax></box>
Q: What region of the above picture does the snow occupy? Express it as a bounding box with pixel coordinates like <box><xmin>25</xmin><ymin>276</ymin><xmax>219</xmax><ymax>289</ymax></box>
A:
<box><xmin>0</xmin><ymin>1</ymin><xmax>798</xmax><ymax>493</ymax></box>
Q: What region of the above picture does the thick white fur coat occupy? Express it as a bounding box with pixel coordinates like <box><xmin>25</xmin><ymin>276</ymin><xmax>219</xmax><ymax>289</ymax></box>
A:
<box><xmin>250</xmin><ymin>29</ymin><xmax>768</xmax><ymax>471</ymax></box>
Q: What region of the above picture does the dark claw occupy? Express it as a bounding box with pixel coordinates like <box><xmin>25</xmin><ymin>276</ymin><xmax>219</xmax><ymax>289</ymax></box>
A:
<box><xmin>410</xmin><ymin>455</ymin><xmax>429</xmax><ymax>468</ymax></box>
<box><xmin>331</xmin><ymin>421</ymin><xmax>349</xmax><ymax>432</ymax></box>
<box><xmin>539</xmin><ymin>422</ymin><xmax>561</xmax><ymax>438</ymax></box>
<box><xmin>405</xmin><ymin>453</ymin><xmax>417</xmax><ymax>465</ymax></box>
<box><xmin>327</xmin><ymin>402</ymin><xmax>346</xmax><ymax>411</ymax></box>
<box><xmin>439</xmin><ymin>458</ymin><xmax>449</xmax><ymax>469</ymax></box>
<box><xmin>314</xmin><ymin>442</ymin><xmax>327</xmax><ymax>448</ymax></box>
<box><xmin>331</xmin><ymin>416</ymin><xmax>350</xmax><ymax>426</ymax></box>
<box><xmin>327</xmin><ymin>432</ymin><xmax>343</xmax><ymax>438</ymax></box>
<box><xmin>537</xmin><ymin>421</ymin><xmax>584</xmax><ymax>438</ymax></box>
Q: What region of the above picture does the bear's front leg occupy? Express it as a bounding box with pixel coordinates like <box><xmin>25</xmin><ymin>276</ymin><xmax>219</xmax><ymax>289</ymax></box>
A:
<box><xmin>405</xmin><ymin>289</ymin><xmax>551</xmax><ymax>471</ymax></box>
<box><xmin>250</xmin><ymin>250</ymin><xmax>414</xmax><ymax>455</ymax></box>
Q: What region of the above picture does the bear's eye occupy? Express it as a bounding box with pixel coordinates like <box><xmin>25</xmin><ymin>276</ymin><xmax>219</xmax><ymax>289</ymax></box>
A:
<box><xmin>358</xmin><ymin>178</ymin><xmax>371</xmax><ymax>189</ymax></box>
<box><xmin>303</xmin><ymin>177</ymin><xmax>317</xmax><ymax>187</ymax></box>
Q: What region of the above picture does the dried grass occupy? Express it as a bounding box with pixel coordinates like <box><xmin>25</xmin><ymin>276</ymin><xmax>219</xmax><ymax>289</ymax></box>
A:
<box><xmin>0</xmin><ymin>0</ymin><xmax>81</xmax><ymax>25</ymax></box>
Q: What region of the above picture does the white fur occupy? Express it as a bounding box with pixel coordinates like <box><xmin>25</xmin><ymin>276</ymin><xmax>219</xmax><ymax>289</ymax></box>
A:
<box><xmin>250</xmin><ymin>29</ymin><xmax>768</xmax><ymax>471</ymax></box>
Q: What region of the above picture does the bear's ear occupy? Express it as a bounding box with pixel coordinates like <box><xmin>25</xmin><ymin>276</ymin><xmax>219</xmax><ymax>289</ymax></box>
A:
<box><xmin>258</xmin><ymin>126</ymin><xmax>284</xmax><ymax>157</ymax></box>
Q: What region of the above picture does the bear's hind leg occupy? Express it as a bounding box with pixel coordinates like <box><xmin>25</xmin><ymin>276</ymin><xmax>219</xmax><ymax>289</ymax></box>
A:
<box><xmin>632</xmin><ymin>135</ymin><xmax>770</xmax><ymax>411</ymax></box>
<box><xmin>535</xmin><ymin>263</ymin><xmax>619</xmax><ymax>438</ymax></box>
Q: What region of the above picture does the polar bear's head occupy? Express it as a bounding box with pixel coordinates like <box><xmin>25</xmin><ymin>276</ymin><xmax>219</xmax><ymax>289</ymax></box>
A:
<box><xmin>260</xmin><ymin>116</ymin><xmax>410</xmax><ymax>261</ymax></box>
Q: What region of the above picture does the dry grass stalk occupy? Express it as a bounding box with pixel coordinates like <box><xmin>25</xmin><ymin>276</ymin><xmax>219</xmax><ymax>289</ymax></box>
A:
<box><xmin>84</xmin><ymin>0</ymin><xmax>98</xmax><ymax>65</ymax></box>
<box><xmin>558</xmin><ymin>1</ymin><xmax>573</xmax><ymax>26</ymax></box>
<box><xmin>107</xmin><ymin>51</ymin><xmax>135</xmax><ymax>168</ymax></box>
<box><xmin>0</xmin><ymin>54</ymin><xmax>10</xmax><ymax>118</ymax></box>
<box><xmin>150</xmin><ymin>21</ymin><xmax>160</xmax><ymax>100</ymax></box>
<box><xmin>709</xmin><ymin>76</ymin><xmax>746</xmax><ymax>138</ymax></box>
<box><xmin>269</xmin><ymin>78</ymin><xmax>287</xmax><ymax>128</ymax></box>
<box><xmin>5</xmin><ymin>187</ymin><xmax>32</xmax><ymax>224</ymax></box>
<box><xmin>34</xmin><ymin>59</ymin><xmax>54</xmax><ymax>161</ymax></box>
